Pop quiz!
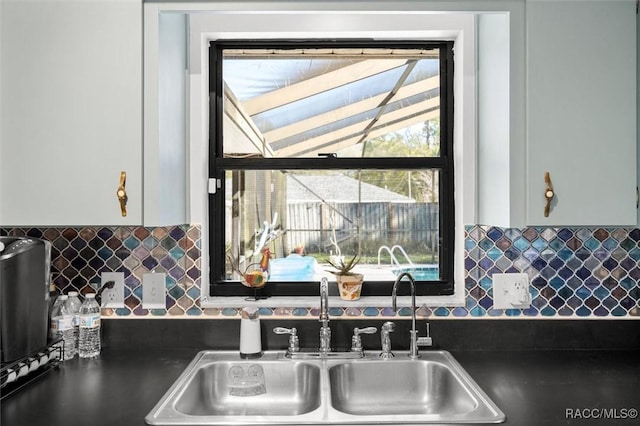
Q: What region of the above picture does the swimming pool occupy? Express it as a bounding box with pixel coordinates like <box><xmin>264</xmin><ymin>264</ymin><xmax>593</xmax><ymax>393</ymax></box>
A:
<box><xmin>392</xmin><ymin>265</ymin><xmax>439</xmax><ymax>281</ymax></box>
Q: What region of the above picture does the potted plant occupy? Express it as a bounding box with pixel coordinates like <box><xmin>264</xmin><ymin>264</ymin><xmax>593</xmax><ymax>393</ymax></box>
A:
<box><xmin>326</xmin><ymin>254</ymin><xmax>364</xmax><ymax>300</ymax></box>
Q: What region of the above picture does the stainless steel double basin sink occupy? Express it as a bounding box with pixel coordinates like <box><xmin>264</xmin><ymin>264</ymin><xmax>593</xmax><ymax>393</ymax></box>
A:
<box><xmin>146</xmin><ymin>350</ymin><xmax>505</xmax><ymax>425</ymax></box>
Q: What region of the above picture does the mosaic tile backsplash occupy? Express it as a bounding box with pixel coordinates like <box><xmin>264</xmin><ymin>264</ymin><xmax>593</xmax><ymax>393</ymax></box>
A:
<box><xmin>1</xmin><ymin>225</ymin><xmax>639</xmax><ymax>318</ymax></box>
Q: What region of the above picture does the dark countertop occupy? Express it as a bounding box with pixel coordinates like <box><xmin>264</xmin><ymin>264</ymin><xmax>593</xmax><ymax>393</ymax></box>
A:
<box><xmin>2</xmin><ymin>348</ymin><xmax>639</xmax><ymax>426</ymax></box>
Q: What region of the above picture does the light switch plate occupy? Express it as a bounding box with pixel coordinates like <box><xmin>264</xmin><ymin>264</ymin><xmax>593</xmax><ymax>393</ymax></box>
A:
<box><xmin>101</xmin><ymin>272</ymin><xmax>125</xmax><ymax>308</ymax></box>
<box><xmin>493</xmin><ymin>273</ymin><xmax>531</xmax><ymax>309</ymax></box>
<box><xmin>142</xmin><ymin>273</ymin><xmax>166</xmax><ymax>309</ymax></box>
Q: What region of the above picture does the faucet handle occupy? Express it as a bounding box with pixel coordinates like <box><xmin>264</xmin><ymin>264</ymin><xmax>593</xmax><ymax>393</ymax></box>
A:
<box><xmin>416</xmin><ymin>322</ymin><xmax>433</xmax><ymax>348</ymax></box>
<box><xmin>351</xmin><ymin>327</ymin><xmax>377</xmax><ymax>354</ymax></box>
<box><xmin>273</xmin><ymin>327</ymin><xmax>299</xmax><ymax>355</ymax></box>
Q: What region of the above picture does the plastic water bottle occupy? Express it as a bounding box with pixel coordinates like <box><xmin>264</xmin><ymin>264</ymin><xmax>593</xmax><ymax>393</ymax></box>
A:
<box><xmin>78</xmin><ymin>293</ymin><xmax>101</xmax><ymax>358</ymax></box>
<box><xmin>50</xmin><ymin>295</ymin><xmax>76</xmax><ymax>360</ymax></box>
<box><xmin>65</xmin><ymin>291</ymin><xmax>82</xmax><ymax>351</ymax></box>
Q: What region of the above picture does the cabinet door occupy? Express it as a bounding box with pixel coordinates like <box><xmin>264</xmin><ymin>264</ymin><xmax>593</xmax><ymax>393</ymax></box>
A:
<box><xmin>526</xmin><ymin>0</ymin><xmax>636</xmax><ymax>226</ymax></box>
<box><xmin>1</xmin><ymin>0</ymin><xmax>142</xmax><ymax>226</ymax></box>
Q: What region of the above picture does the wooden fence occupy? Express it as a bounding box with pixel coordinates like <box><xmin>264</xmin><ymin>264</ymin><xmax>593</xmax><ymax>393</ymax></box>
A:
<box><xmin>284</xmin><ymin>202</ymin><xmax>439</xmax><ymax>256</ymax></box>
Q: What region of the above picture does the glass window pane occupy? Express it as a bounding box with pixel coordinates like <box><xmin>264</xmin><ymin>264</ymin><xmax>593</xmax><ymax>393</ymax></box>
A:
<box><xmin>224</xmin><ymin>169</ymin><xmax>441</xmax><ymax>283</ymax></box>
<box><xmin>222</xmin><ymin>48</ymin><xmax>440</xmax><ymax>159</ymax></box>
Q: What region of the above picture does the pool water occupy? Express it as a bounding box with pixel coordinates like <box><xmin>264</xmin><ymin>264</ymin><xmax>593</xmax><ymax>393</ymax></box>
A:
<box><xmin>392</xmin><ymin>265</ymin><xmax>439</xmax><ymax>281</ymax></box>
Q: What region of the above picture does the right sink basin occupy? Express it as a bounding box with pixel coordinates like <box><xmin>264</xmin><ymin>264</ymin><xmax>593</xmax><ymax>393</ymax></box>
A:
<box><xmin>329</xmin><ymin>359</ymin><xmax>476</xmax><ymax>416</ymax></box>
<box><xmin>327</xmin><ymin>351</ymin><xmax>505</xmax><ymax>424</ymax></box>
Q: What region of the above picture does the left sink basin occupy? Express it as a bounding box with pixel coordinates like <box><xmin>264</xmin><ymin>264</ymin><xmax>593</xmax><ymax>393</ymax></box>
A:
<box><xmin>146</xmin><ymin>351</ymin><xmax>324</xmax><ymax>425</ymax></box>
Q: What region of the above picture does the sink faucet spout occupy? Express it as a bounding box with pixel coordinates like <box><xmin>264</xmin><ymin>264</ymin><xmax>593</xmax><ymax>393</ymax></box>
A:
<box><xmin>392</xmin><ymin>272</ymin><xmax>419</xmax><ymax>359</ymax></box>
<box><xmin>319</xmin><ymin>277</ymin><xmax>331</xmax><ymax>355</ymax></box>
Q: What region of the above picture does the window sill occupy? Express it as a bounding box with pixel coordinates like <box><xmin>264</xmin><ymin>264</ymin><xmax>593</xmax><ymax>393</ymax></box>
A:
<box><xmin>200</xmin><ymin>294</ymin><xmax>464</xmax><ymax>309</ymax></box>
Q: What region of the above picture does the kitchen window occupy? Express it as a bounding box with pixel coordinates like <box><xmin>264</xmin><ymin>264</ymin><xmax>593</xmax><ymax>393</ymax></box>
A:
<box><xmin>208</xmin><ymin>40</ymin><xmax>455</xmax><ymax>298</ymax></box>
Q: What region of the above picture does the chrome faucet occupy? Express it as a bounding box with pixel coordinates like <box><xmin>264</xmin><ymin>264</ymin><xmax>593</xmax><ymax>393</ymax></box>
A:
<box><xmin>392</xmin><ymin>272</ymin><xmax>430</xmax><ymax>359</ymax></box>
<box><xmin>380</xmin><ymin>321</ymin><xmax>395</xmax><ymax>359</ymax></box>
<box><xmin>319</xmin><ymin>277</ymin><xmax>331</xmax><ymax>355</ymax></box>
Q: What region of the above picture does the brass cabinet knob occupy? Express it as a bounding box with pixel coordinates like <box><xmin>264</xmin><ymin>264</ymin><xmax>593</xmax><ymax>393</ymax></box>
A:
<box><xmin>117</xmin><ymin>171</ymin><xmax>128</xmax><ymax>217</ymax></box>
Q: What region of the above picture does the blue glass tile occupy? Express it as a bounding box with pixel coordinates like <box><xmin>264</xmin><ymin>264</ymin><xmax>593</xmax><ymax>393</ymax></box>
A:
<box><xmin>328</xmin><ymin>307</ymin><xmax>344</xmax><ymax>316</ymax></box>
<box><xmin>574</xmin><ymin>249</ymin><xmax>590</xmax><ymax>261</ymax></box>
<box><xmin>593</xmin><ymin>249</ymin><xmax>609</xmax><ymax>262</ymax></box>
<box><xmin>124</xmin><ymin>236</ymin><xmax>140</xmax><ymax>251</ymax></box>
<box><xmin>292</xmin><ymin>308</ymin><xmax>308</xmax><ymax>316</ymax></box>
<box><xmin>620</xmin><ymin>238</ymin><xmax>636</xmax><ymax>251</ymax></box>
<box><xmin>620</xmin><ymin>297</ymin><xmax>636</xmax><ymax>309</ymax></box>
<box><xmin>576</xmin><ymin>306</ymin><xmax>591</xmax><ymax>317</ymax></box>
<box><xmin>168</xmin><ymin>285</ymin><xmax>185</xmax><ymax>299</ymax></box>
<box><xmin>602</xmin><ymin>238</ymin><xmax>619</xmax><ymax>251</ymax></box>
<box><xmin>531</xmin><ymin>276</ymin><xmax>547</xmax><ymax>289</ymax></box>
<box><xmin>602</xmin><ymin>296</ymin><xmax>618</xmax><ymax>310</ymax></box>
<box><xmin>512</xmin><ymin>238</ymin><xmax>530</xmax><ymax>251</ymax></box>
<box><xmin>151</xmin><ymin>309</ymin><xmax>167</xmax><ymax>316</ymax></box>
<box><xmin>464</xmin><ymin>257</ymin><xmax>477</xmax><ymax>270</ymax></box>
<box><xmin>452</xmin><ymin>307</ymin><xmax>468</xmax><ymax>317</ymax></box>
<box><xmin>504</xmin><ymin>248</ymin><xmax>520</xmax><ymax>261</ymax></box>
<box><xmin>222</xmin><ymin>308</ymin><xmax>238</xmax><ymax>316</ymax></box>
<box><xmin>115</xmin><ymin>308</ymin><xmax>131</xmax><ymax>316</ymax></box>
<box><xmin>576</xmin><ymin>286</ymin><xmax>591</xmax><ymax>300</ymax></box>
<box><xmin>548</xmin><ymin>238</ymin><xmax>565</xmax><ymax>251</ymax></box>
<box><xmin>258</xmin><ymin>307</ymin><xmax>273</xmax><ymax>316</ymax></box>
<box><xmin>470</xmin><ymin>306</ymin><xmax>486</xmax><ymax>317</ymax></box>
<box><xmin>169</xmin><ymin>246</ymin><xmax>185</xmax><ymax>260</ymax></box>
<box><xmin>479</xmin><ymin>276</ymin><xmax>493</xmax><ymax>290</ymax></box>
<box><xmin>557</xmin><ymin>287</ymin><xmax>573</xmax><ymax>300</ymax></box>
<box><xmin>143</xmin><ymin>236</ymin><xmax>159</xmax><ymax>250</ymax></box>
<box><xmin>142</xmin><ymin>256</ymin><xmax>158</xmax><ymax>271</ymax></box>
<box><xmin>549</xmin><ymin>277</ymin><xmax>564</xmax><ymax>290</ymax></box>
<box><xmin>628</xmin><ymin>229</ymin><xmax>640</xmax><ymax>241</ymax></box>
<box><xmin>541</xmin><ymin>306</ymin><xmax>556</xmax><ymax>316</ymax></box>
<box><xmin>557</xmin><ymin>307</ymin><xmax>574</xmax><ymax>316</ymax></box>
<box><xmin>488</xmin><ymin>308</ymin><xmax>503</xmax><ymax>317</ymax></box>
<box><xmin>557</xmin><ymin>248</ymin><xmax>574</xmax><ymax>261</ymax></box>
<box><xmin>186</xmin><ymin>286</ymin><xmax>200</xmax><ymax>300</ymax></box>
<box><xmin>97</xmin><ymin>227</ymin><xmax>114</xmax><ymax>241</ymax></box>
<box><xmin>611</xmin><ymin>306</ymin><xmax>627</xmax><ymax>316</ymax></box>
<box><xmin>478</xmin><ymin>258</ymin><xmax>494</xmax><ymax>271</ymax></box>
<box><xmin>620</xmin><ymin>277</ymin><xmax>635</xmax><ymax>291</ymax></box>
<box><xmin>583</xmin><ymin>238</ymin><xmax>600</xmax><ymax>251</ymax></box>
<box><xmin>576</xmin><ymin>267</ymin><xmax>591</xmax><ymax>281</ymax></box>
<box><xmin>540</xmin><ymin>267</ymin><xmax>555</xmax><ymax>280</ymax></box>
<box><xmin>478</xmin><ymin>238</ymin><xmax>494</xmax><ymax>251</ymax></box>
<box><xmin>523</xmin><ymin>307</ymin><xmax>539</xmax><ymax>316</ymax></box>
<box><xmin>557</xmin><ymin>267</ymin><xmax>573</xmax><ymax>280</ymax></box>
<box><xmin>505</xmin><ymin>309</ymin><xmax>521</xmax><ymax>317</ymax></box>
<box><xmin>160</xmin><ymin>256</ymin><xmax>176</xmax><ymax>270</ymax></box>
<box><xmin>487</xmin><ymin>228</ymin><xmax>503</xmax><ymax>241</ymax></box>
<box><xmin>532</xmin><ymin>297</ymin><xmax>547</xmax><ymax>309</ymax></box>
<box><xmin>566</xmin><ymin>258</ymin><xmax>583</xmax><ymax>271</ymax></box>
<box><xmin>486</xmin><ymin>248</ymin><xmax>502</xmax><ymax>261</ymax></box>
<box><xmin>602</xmin><ymin>258</ymin><xmax>618</xmax><ymax>271</ymax></box>
<box><xmin>548</xmin><ymin>257</ymin><xmax>564</xmax><ymax>271</ymax></box>
<box><xmin>593</xmin><ymin>287</ymin><xmax>610</xmax><ymax>300</ymax></box>
<box><xmin>549</xmin><ymin>296</ymin><xmax>565</xmax><ymax>309</ymax></box>
<box><xmin>531</xmin><ymin>238</ymin><xmax>547</xmax><ymax>252</ymax></box>
<box><xmin>397</xmin><ymin>307</ymin><xmax>413</xmax><ymax>316</ymax></box>
<box><xmin>186</xmin><ymin>306</ymin><xmax>202</xmax><ymax>316</ymax></box>
<box><xmin>363</xmin><ymin>307</ymin><xmax>379</xmax><ymax>316</ymax></box>
<box><xmin>464</xmin><ymin>238</ymin><xmax>476</xmax><ymax>251</ymax></box>
<box><xmin>531</xmin><ymin>258</ymin><xmax>547</xmax><ymax>271</ymax></box>
<box><xmin>433</xmin><ymin>307</ymin><xmax>450</xmax><ymax>316</ymax></box>
<box><xmin>504</xmin><ymin>228</ymin><xmax>520</xmax><ymax>240</ymax></box>
<box><xmin>557</xmin><ymin>229</ymin><xmax>574</xmax><ymax>241</ymax></box>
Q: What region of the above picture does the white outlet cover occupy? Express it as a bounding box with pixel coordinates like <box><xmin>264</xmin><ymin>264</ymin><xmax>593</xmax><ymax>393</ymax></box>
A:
<box><xmin>142</xmin><ymin>273</ymin><xmax>166</xmax><ymax>309</ymax></box>
<box><xmin>493</xmin><ymin>273</ymin><xmax>531</xmax><ymax>310</ymax></box>
<box><xmin>101</xmin><ymin>272</ymin><xmax>125</xmax><ymax>308</ymax></box>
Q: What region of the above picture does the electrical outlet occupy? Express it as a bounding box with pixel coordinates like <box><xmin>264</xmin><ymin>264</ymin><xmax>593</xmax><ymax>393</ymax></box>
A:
<box><xmin>101</xmin><ymin>272</ymin><xmax>124</xmax><ymax>308</ymax></box>
<box><xmin>142</xmin><ymin>273</ymin><xmax>166</xmax><ymax>309</ymax></box>
<box><xmin>493</xmin><ymin>273</ymin><xmax>531</xmax><ymax>309</ymax></box>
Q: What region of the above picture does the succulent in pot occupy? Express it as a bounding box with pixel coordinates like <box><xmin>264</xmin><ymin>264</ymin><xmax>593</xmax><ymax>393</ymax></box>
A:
<box><xmin>326</xmin><ymin>255</ymin><xmax>364</xmax><ymax>301</ymax></box>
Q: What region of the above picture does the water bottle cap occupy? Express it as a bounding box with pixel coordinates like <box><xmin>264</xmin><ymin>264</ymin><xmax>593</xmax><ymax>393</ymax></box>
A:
<box><xmin>59</xmin><ymin>295</ymin><xmax>68</xmax><ymax>300</ymax></box>
<box><xmin>68</xmin><ymin>291</ymin><xmax>78</xmax><ymax>297</ymax></box>
<box><xmin>86</xmin><ymin>293</ymin><xmax>96</xmax><ymax>299</ymax></box>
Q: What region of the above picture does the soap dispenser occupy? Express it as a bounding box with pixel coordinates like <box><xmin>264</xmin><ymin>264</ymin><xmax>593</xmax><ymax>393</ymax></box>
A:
<box><xmin>239</xmin><ymin>307</ymin><xmax>262</xmax><ymax>358</ymax></box>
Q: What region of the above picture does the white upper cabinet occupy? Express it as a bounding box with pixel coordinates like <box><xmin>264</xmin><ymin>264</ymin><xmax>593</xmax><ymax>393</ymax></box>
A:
<box><xmin>1</xmin><ymin>0</ymin><xmax>142</xmax><ymax>226</ymax></box>
<box><xmin>526</xmin><ymin>0</ymin><xmax>637</xmax><ymax>226</ymax></box>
